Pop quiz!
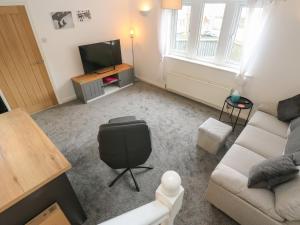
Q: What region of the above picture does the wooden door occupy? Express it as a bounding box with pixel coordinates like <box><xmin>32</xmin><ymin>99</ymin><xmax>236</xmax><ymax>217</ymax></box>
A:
<box><xmin>0</xmin><ymin>6</ymin><xmax>57</xmax><ymax>113</ymax></box>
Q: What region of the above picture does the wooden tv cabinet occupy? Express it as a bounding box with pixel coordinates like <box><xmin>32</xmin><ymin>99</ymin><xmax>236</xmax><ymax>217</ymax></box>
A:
<box><xmin>72</xmin><ymin>64</ymin><xmax>134</xmax><ymax>103</ymax></box>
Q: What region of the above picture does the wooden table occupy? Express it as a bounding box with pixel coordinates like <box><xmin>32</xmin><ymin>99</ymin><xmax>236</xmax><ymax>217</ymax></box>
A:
<box><xmin>0</xmin><ymin>109</ymin><xmax>86</xmax><ymax>225</ymax></box>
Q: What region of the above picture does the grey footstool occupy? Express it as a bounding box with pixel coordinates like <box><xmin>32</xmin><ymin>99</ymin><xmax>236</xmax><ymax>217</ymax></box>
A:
<box><xmin>197</xmin><ymin>117</ymin><xmax>232</xmax><ymax>154</ymax></box>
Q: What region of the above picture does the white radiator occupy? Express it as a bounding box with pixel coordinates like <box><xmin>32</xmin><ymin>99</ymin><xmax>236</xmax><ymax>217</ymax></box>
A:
<box><xmin>166</xmin><ymin>72</ymin><xmax>231</xmax><ymax>109</ymax></box>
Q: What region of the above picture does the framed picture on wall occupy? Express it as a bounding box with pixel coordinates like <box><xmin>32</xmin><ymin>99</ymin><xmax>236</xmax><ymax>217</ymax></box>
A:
<box><xmin>76</xmin><ymin>10</ymin><xmax>92</xmax><ymax>22</ymax></box>
<box><xmin>51</xmin><ymin>11</ymin><xmax>74</xmax><ymax>29</ymax></box>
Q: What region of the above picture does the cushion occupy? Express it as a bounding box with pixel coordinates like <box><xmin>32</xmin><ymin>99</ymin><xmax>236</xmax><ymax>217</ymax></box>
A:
<box><xmin>274</xmin><ymin>173</ymin><xmax>300</xmax><ymax>221</ymax></box>
<box><xmin>285</xmin><ymin>126</ymin><xmax>300</xmax><ymax>155</ymax></box>
<box><xmin>257</xmin><ymin>102</ymin><xmax>278</xmax><ymax>117</ymax></box>
<box><xmin>292</xmin><ymin>152</ymin><xmax>300</xmax><ymax>165</ymax></box>
<box><xmin>248</xmin><ymin>111</ymin><xmax>289</xmax><ymax>138</ymax></box>
<box><xmin>248</xmin><ymin>155</ymin><xmax>299</xmax><ymax>190</ymax></box>
<box><xmin>287</xmin><ymin>124</ymin><xmax>291</xmax><ymax>137</ymax></box>
<box><xmin>277</xmin><ymin>94</ymin><xmax>300</xmax><ymax>122</ymax></box>
<box><xmin>211</xmin><ymin>145</ymin><xmax>284</xmax><ymax>221</ymax></box>
<box><xmin>290</xmin><ymin>116</ymin><xmax>300</xmax><ymax>131</ymax></box>
<box><xmin>235</xmin><ymin>125</ymin><xmax>287</xmax><ymax>159</ymax></box>
<box><xmin>219</xmin><ymin>144</ymin><xmax>266</xmax><ymax>177</ymax></box>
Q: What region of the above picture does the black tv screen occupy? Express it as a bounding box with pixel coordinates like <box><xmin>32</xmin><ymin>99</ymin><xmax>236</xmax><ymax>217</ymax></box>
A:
<box><xmin>79</xmin><ymin>39</ymin><xmax>122</xmax><ymax>74</ymax></box>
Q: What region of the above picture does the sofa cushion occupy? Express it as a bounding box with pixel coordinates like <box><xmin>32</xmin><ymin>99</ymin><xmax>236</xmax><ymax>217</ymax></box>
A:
<box><xmin>248</xmin><ymin>155</ymin><xmax>299</xmax><ymax>190</ymax></box>
<box><xmin>220</xmin><ymin>144</ymin><xmax>266</xmax><ymax>177</ymax></box>
<box><xmin>292</xmin><ymin>152</ymin><xmax>300</xmax><ymax>165</ymax></box>
<box><xmin>211</xmin><ymin>144</ymin><xmax>284</xmax><ymax>222</ymax></box>
<box><xmin>290</xmin><ymin>117</ymin><xmax>300</xmax><ymax>131</ymax></box>
<box><xmin>277</xmin><ymin>94</ymin><xmax>300</xmax><ymax>122</ymax></box>
<box><xmin>258</xmin><ymin>102</ymin><xmax>278</xmax><ymax>117</ymax></box>
<box><xmin>285</xmin><ymin>126</ymin><xmax>300</xmax><ymax>155</ymax></box>
<box><xmin>248</xmin><ymin>111</ymin><xmax>289</xmax><ymax>138</ymax></box>
<box><xmin>235</xmin><ymin>125</ymin><xmax>287</xmax><ymax>159</ymax></box>
<box><xmin>274</xmin><ymin>173</ymin><xmax>300</xmax><ymax>221</ymax></box>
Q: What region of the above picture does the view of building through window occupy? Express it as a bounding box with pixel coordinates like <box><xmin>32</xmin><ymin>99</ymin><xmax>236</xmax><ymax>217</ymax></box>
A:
<box><xmin>198</xmin><ymin>3</ymin><xmax>226</xmax><ymax>60</ymax></box>
<box><xmin>174</xmin><ymin>5</ymin><xmax>191</xmax><ymax>51</ymax></box>
<box><xmin>169</xmin><ymin>1</ymin><xmax>263</xmax><ymax>69</ymax></box>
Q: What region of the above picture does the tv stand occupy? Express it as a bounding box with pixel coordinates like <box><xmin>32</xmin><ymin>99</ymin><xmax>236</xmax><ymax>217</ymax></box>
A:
<box><xmin>72</xmin><ymin>64</ymin><xmax>134</xmax><ymax>103</ymax></box>
<box><xmin>95</xmin><ymin>65</ymin><xmax>116</xmax><ymax>75</ymax></box>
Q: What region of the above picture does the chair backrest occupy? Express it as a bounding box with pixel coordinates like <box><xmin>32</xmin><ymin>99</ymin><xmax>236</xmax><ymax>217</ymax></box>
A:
<box><xmin>98</xmin><ymin>120</ymin><xmax>152</xmax><ymax>169</ymax></box>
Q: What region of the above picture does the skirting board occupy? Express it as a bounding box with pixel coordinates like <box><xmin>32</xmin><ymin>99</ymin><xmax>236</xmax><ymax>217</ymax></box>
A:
<box><xmin>59</xmin><ymin>95</ymin><xmax>77</xmax><ymax>104</ymax></box>
<box><xmin>136</xmin><ymin>76</ymin><xmax>165</xmax><ymax>89</ymax></box>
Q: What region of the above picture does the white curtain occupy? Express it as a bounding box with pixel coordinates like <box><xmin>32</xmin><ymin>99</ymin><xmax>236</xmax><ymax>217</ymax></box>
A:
<box><xmin>159</xmin><ymin>10</ymin><xmax>172</xmax><ymax>59</ymax></box>
<box><xmin>236</xmin><ymin>0</ymin><xmax>283</xmax><ymax>93</ymax></box>
<box><xmin>158</xmin><ymin>9</ymin><xmax>172</xmax><ymax>83</ymax></box>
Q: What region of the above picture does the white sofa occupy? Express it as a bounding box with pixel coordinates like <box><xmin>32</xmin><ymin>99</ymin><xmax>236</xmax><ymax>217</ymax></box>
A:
<box><xmin>206</xmin><ymin>110</ymin><xmax>300</xmax><ymax>225</ymax></box>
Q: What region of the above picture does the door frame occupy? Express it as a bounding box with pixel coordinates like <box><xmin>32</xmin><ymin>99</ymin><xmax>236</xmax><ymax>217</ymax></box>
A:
<box><xmin>0</xmin><ymin>1</ymin><xmax>59</xmax><ymax>104</ymax></box>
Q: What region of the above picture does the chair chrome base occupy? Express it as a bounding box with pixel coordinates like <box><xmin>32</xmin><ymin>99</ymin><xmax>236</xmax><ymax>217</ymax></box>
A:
<box><xmin>108</xmin><ymin>166</ymin><xmax>153</xmax><ymax>192</ymax></box>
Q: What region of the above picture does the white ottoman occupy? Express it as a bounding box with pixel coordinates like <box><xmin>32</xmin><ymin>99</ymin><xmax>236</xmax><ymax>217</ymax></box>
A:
<box><xmin>197</xmin><ymin>117</ymin><xmax>232</xmax><ymax>154</ymax></box>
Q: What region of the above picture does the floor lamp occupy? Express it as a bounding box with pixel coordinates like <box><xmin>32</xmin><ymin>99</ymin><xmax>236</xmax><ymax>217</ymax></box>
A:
<box><xmin>130</xmin><ymin>28</ymin><xmax>135</xmax><ymax>78</ymax></box>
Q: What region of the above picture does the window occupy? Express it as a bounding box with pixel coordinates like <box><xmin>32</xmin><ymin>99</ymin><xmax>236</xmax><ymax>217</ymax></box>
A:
<box><xmin>169</xmin><ymin>0</ymin><xmax>262</xmax><ymax>69</ymax></box>
<box><xmin>197</xmin><ymin>3</ymin><xmax>226</xmax><ymax>60</ymax></box>
<box><xmin>171</xmin><ymin>4</ymin><xmax>191</xmax><ymax>52</ymax></box>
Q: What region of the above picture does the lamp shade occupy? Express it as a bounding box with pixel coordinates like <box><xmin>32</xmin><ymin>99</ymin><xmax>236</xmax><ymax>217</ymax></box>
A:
<box><xmin>161</xmin><ymin>0</ymin><xmax>182</xmax><ymax>10</ymax></box>
<box><xmin>129</xmin><ymin>28</ymin><xmax>135</xmax><ymax>38</ymax></box>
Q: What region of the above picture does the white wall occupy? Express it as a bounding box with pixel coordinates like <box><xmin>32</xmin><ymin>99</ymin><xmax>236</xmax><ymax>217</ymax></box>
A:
<box><xmin>130</xmin><ymin>0</ymin><xmax>300</xmax><ymax>107</ymax></box>
<box><xmin>1</xmin><ymin>0</ymin><xmax>299</xmax><ymax>106</ymax></box>
<box><xmin>243</xmin><ymin>0</ymin><xmax>300</xmax><ymax>104</ymax></box>
<box><xmin>0</xmin><ymin>0</ymin><xmax>132</xmax><ymax>103</ymax></box>
<box><xmin>129</xmin><ymin>0</ymin><xmax>166</xmax><ymax>88</ymax></box>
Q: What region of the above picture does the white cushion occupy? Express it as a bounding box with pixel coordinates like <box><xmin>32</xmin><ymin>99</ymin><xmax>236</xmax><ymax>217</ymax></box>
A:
<box><xmin>235</xmin><ymin>125</ymin><xmax>287</xmax><ymax>159</ymax></box>
<box><xmin>274</xmin><ymin>173</ymin><xmax>300</xmax><ymax>221</ymax></box>
<box><xmin>211</xmin><ymin>144</ymin><xmax>284</xmax><ymax>222</ymax></box>
<box><xmin>220</xmin><ymin>144</ymin><xmax>266</xmax><ymax>176</ymax></box>
<box><xmin>197</xmin><ymin>118</ymin><xmax>232</xmax><ymax>154</ymax></box>
<box><xmin>248</xmin><ymin>111</ymin><xmax>289</xmax><ymax>138</ymax></box>
<box><xmin>257</xmin><ymin>102</ymin><xmax>278</xmax><ymax>117</ymax></box>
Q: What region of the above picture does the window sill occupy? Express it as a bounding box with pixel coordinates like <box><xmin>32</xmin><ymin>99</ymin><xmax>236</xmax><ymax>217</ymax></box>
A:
<box><xmin>165</xmin><ymin>55</ymin><xmax>239</xmax><ymax>74</ymax></box>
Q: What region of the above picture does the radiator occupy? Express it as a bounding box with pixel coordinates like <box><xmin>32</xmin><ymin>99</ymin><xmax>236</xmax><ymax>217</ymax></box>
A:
<box><xmin>166</xmin><ymin>72</ymin><xmax>231</xmax><ymax>109</ymax></box>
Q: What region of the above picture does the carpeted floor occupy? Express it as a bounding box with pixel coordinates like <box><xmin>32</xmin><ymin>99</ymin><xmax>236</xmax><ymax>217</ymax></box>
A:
<box><xmin>33</xmin><ymin>81</ymin><xmax>242</xmax><ymax>225</ymax></box>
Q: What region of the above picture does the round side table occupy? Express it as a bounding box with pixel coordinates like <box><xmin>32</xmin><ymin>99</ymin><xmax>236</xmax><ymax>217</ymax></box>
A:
<box><xmin>219</xmin><ymin>96</ymin><xmax>253</xmax><ymax>131</ymax></box>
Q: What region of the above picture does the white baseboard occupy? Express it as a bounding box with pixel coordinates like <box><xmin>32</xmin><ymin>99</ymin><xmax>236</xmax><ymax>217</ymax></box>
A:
<box><xmin>136</xmin><ymin>76</ymin><xmax>165</xmax><ymax>89</ymax></box>
<box><xmin>59</xmin><ymin>95</ymin><xmax>77</xmax><ymax>104</ymax></box>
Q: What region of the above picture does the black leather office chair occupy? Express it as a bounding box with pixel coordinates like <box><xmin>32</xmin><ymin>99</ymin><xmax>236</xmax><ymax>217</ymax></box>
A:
<box><xmin>98</xmin><ymin>116</ymin><xmax>153</xmax><ymax>192</ymax></box>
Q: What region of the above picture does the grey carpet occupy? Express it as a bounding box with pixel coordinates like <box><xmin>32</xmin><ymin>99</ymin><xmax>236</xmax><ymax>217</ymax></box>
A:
<box><xmin>33</xmin><ymin>81</ymin><xmax>242</xmax><ymax>225</ymax></box>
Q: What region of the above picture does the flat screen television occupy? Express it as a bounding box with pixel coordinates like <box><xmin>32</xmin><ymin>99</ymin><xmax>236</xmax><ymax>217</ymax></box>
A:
<box><xmin>79</xmin><ymin>39</ymin><xmax>122</xmax><ymax>74</ymax></box>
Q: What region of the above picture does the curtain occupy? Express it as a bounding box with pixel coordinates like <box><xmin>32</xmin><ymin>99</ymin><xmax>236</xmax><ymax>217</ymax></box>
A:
<box><xmin>236</xmin><ymin>0</ymin><xmax>284</xmax><ymax>93</ymax></box>
<box><xmin>158</xmin><ymin>9</ymin><xmax>172</xmax><ymax>83</ymax></box>
<box><xmin>159</xmin><ymin>10</ymin><xmax>172</xmax><ymax>59</ymax></box>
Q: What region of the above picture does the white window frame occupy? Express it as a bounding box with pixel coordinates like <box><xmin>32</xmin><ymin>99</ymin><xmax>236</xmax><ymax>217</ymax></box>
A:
<box><xmin>168</xmin><ymin>0</ymin><xmax>247</xmax><ymax>70</ymax></box>
<box><xmin>169</xmin><ymin>0</ymin><xmax>192</xmax><ymax>57</ymax></box>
